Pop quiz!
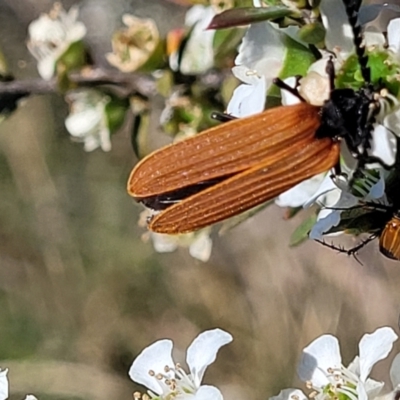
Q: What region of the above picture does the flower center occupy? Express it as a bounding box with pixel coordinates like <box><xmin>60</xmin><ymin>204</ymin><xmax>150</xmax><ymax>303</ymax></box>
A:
<box><xmin>306</xmin><ymin>365</ymin><xmax>360</xmax><ymax>400</ymax></box>
<box><xmin>134</xmin><ymin>363</ymin><xmax>197</xmax><ymax>400</ymax></box>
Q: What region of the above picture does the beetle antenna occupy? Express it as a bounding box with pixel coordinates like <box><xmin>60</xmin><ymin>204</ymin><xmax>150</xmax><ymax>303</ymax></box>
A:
<box><xmin>273</xmin><ymin>78</ymin><xmax>305</xmax><ymax>102</ymax></box>
<box><xmin>342</xmin><ymin>0</ymin><xmax>371</xmax><ymax>83</ymax></box>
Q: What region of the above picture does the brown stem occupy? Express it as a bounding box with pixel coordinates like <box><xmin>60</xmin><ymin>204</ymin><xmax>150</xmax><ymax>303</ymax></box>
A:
<box><xmin>0</xmin><ymin>68</ymin><xmax>157</xmax><ymax>98</ymax></box>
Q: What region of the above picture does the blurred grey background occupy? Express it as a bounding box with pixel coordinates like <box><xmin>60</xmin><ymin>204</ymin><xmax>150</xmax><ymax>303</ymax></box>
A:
<box><xmin>1</xmin><ymin>1</ymin><xmax>400</xmax><ymax>399</ymax></box>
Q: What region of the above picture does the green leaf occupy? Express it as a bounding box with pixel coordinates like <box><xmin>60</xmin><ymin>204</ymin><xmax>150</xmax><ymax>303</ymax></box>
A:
<box><xmin>105</xmin><ymin>97</ymin><xmax>129</xmax><ymax>133</ymax></box>
<box><xmin>326</xmin><ymin>208</ymin><xmax>384</xmax><ymax>235</ymax></box>
<box><xmin>369</xmin><ymin>51</ymin><xmax>400</xmax><ymax>96</ymax></box>
<box><xmin>297</xmin><ymin>21</ymin><xmax>325</xmax><ymax>45</ymax></box>
<box><xmin>336</xmin><ymin>50</ymin><xmax>400</xmax><ymax>95</ymax></box>
<box><xmin>131</xmin><ymin>109</ymin><xmax>150</xmax><ymax>159</ymax></box>
<box><xmin>155</xmin><ymin>70</ymin><xmax>174</xmax><ymax>98</ymax></box>
<box><xmin>285</xmin><ymin>206</ymin><xmax>303</xmax><ymax>219</ymax></box>
<box><xmin>268</xmin><ymin>35</ymin><xmax>315</xmax><ymax>97</ymax></box>
<box><xmin>207</xmin><ymin>6</ymin><xmax>294</xmax><ymax>30</ymax></box>
<box><xmin>290</xmin><ymin>214</ymin><xmax>317</xmax><ymax>246</ymax></box>
<box><xmin>213</xmin><ymin>27</ymin><xmax>245</xmax><ymax>67</ymax></box>
<box><xmin>56</xmin><ymin>40</ymin><xmax>88</xmax><ymax>91</ymax></box>
<box><xmin>335</xmin><ymin>54</ymin><xmax>363</xmax><ymax>90</ymax></box>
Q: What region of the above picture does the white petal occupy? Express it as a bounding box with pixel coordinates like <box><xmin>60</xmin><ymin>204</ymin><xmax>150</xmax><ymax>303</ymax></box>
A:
<box><xmin>24</xmin><ymin>396</ymin><xmax>38</xmax><ymax>400</ymax></box>
<box><xmin>186</xmin><ymin>329</ymin><xmax>233</xmax><ymax>387</ymax></box>
<box><xmin>363</xmin><ymin>30</ymin><xmax>386</xmax><ymax>48</ymax></box>
<box><xmin>180</xmin><ymin>6</ymin><xmax>215</xmax><ymax>74</ymax></box>
<box><xmin>363</xmin><ymin>378</ymin><xmax>384</xmax><ymax>398</ymax></box>
<box><xmin>235</xmin><ymin>21</ymin><xmax>286</xmax><ymax>80</ymax></box>
<box><xmin>270</xmin><ymin>388</ymin><xmax>308</xmax><ymax>400</ymax></box>
<box><xmin>359</xmin><ymin>327</ymin><xmax>398</xmax><ymax>382</ymax></box>
<box><xmin>65</xmin><ymin>109</ymin><xmax>101</xmax><ymax>137</ymax></box>
<box><xmin>129</xmin><ymin>339</ymin><xmax>175</xmax><ymax>395</ymax></box>
<box><xmin>357</xmin><ymin>381</ymin><xmax>368</xmax><ymax>400</ymax></box>
<box><xmin>309</xmin><ymin>190</ymin><xmax>359</xmax><ymax>239</ymax></box>
<box><xmin>151</xmin><ymin>233</ymin><xmax>178</xmax><ymax>253</ymax></box>
<box><xmin>388</xmin><ymin>18</ymin><xmax>400</xmax><ymax>55</ymax></box>
<box><xmin>356</xmin><ymin>379</ymin><xmax>384</xmax><ymax>400</ymax></box>
<box><xmin>227</xmin><ymin>75</ymin><xmax>266</xmax><ymax>118</ymax></box>
<box><xmin>384</xmin><ymin>108</ymin><xmax>400</xmax><ymax>137</ymax></box>
<box><xmin>369</xmin><ymin>125</ymin><xmax>396</xmax><ymax>166</ymax></box>
<box><xmin>281</xmin><ymin>77</ymin><xmax>300</xmax><ymax>106</ymax></box>
<box><xmin>390</xmin><ymin>353</ymin><xmax>400</xmax><ymax>388</ymax></box>
<box><xmin>194</xmin><ymin>385</ymin><xmax>223</xmax><ymax>400</ymax></box>
<box><xmin>320</xmin><ymin>0</ymin><xmax>354</xmax><ymax>55</ymax></box>
<box><xmin>68</xmin><ymin>22</ymin><xmax>86</xmax><ymax>42</ymax></box>
<box><xmin>185</xmin><ymin>5</ymin><xmax>210</xmax><ymax>27</ymax></box>
<box><xmin>303</xmin><ymin>174</ymin><xmax>339</xmax><ymax>208</ymax></box>
<box><xmin>333</xmin><ymin>191</ymin><xmax>359</xmax><ymax>209</ymax></box>
<box><xmin>189</xmin><ymin>233</ymin><xmax>212</xmax><ymax>262</ymax></box>
<box><xmin>0</xmin><ymin>369</ymin><xmax>8</xmax><ymax>400</ymax></box>
<box><xmin>366</xmin><ymin>173</ymin><xmax>385</xmax><ymax>200</ymax></box>
<box><xmin>309</xmin><ymin>209</ymin><xmax>341</xmax><ymax>240</ymax></box>
<box><xmin>98</xmin><ymin>125</ymin><xmax>112</xmax><ymax>152</ymax></box>
<box><xmin>37</xmin><ymin>57</ymin><xmax>56</xmax><ymax>81</ymax></box>
<box><xmin>83</xmin><ymin>135</ymin><xmax>101</xmax><ymax>152</ymax></box>
<box><xmin>275</xmin><ymin>173</ymin><xmax>325</xmax><ymax>208</ymax></box>
<box><xmin>298</xmin><ymin>335</ymin><xmax>342</xmax><ymax>387</ymax></box>
<box><xmin>348</xmin><ymin>355</ymin><xmax>360</xmax><ymax>375</ymax></box>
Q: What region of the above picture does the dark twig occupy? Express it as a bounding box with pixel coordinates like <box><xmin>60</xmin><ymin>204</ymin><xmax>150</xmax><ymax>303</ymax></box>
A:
<box><xmin>0</xmin><ymin>78</ymin><xmax>56</xmax><ymax>95</ymax></box>
<box><xmin>0</xmin><ymin>68</ymin><xmax>158</xmax><ymax>98</ymax></box>
<box><xmin>0</xmin><ymin>68</ymin><xmax>232</xmax><ymax>99</ymax></box>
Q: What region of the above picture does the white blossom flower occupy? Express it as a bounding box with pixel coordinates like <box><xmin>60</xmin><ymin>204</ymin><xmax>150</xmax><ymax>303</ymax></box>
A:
<box><xmin>275</xmin><ymin>174</ymin><xmax>329</xmax><ymax>208</ymax></box>
<box><xmin>65</xmin><ymin>90</ymin><xmax>111</xmax><ymax>152</ymax></box>
<box><xmin>106</xmin><ymin>14</ymin><xmax>160</xmax><ymax>73</ymax></box>
<box><xmin>170</xmin><ymin>5</ymin><xmax>216</xmax><ymax>75</ymax></box>
<box><xmin>129</xmin><ymin>328</ymin><xmax>232</xmax><ymax>399</ymax></box>
<box><xmin>308</xmin><ymin>170</ymin><xmax>386</xmax><ymax>240</ymax></box>
<box><xmin>275</xmin><ymin>77</ymin><xmax>334</xmax><ymax>209</ymax></box>
<box><xmin>298</xmin><ymin>327</ymin><xmax>398</xmax><ymax>400</ymax></box>
<box><xmin>151</xmin><ymin>229</ymin><xmax>213</xmax><ymax>262</ymax></box>
<box><xmin>226</xmin><ymin>12</ymin><xmax>286</xmax><ymax>117</ymax></box>
<box><xmin>138</xmin><ymin>210</ymin><xmax>212</xmax><ymax>262</ymax></box>
<box><xmin>276</xmin><ymin>12</ymin><xmax>400</xmax><ymax>214</ymax></box>
<box><xmin>318</xmin><ymin>10</ymin><xmax>400</xmax><ymax>165</ymax></box>
<box><xmin>214</xmin><ymin>0</ymin><xmax>400</xmax><ymax>242</ymax></box>
<box><xmin>271</xmin><ymin>327</ymin><xmax>398</xmax><ymax>400</ymax></box>
<box><xmin>27</xmin><ymin>3</ymin><xmax>86</xmax><ymax>80</ymax></box>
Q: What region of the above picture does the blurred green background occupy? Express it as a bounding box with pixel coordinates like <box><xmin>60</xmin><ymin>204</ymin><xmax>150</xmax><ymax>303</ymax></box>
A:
<box><xmin>1</xmin><ymin>0</ymin><xmax>400</xmax><ymax>399</ymax></box>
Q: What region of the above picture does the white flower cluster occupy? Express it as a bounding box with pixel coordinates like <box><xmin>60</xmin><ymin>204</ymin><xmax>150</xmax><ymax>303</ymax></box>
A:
<box><xmin>227</xmin><ymin>0</ymin><xmax>400</xmax><ymax>244</ymax></box>
<box><xmin>129</xmin><ymin>328</ymin><xmax>232</xmax><ymax>400</ymax></box>
<box><xmin>65</xmin><ymin>90</ymin><xmax>112</xmax><ymax>152</ymax></box>
<box><xmin>273</xmin><ymin>327</ymin><xmax>399</xmax><ymax>400</ymax></box>
<box><xmin>27</xmin><ymin>3</ymin><xmax>86</xmax><ymax>80</ymax></box>
<box><xmin>129</xmin><ymin>326</ymin><xmax>400</xmax><ymax>400</ymax></box>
